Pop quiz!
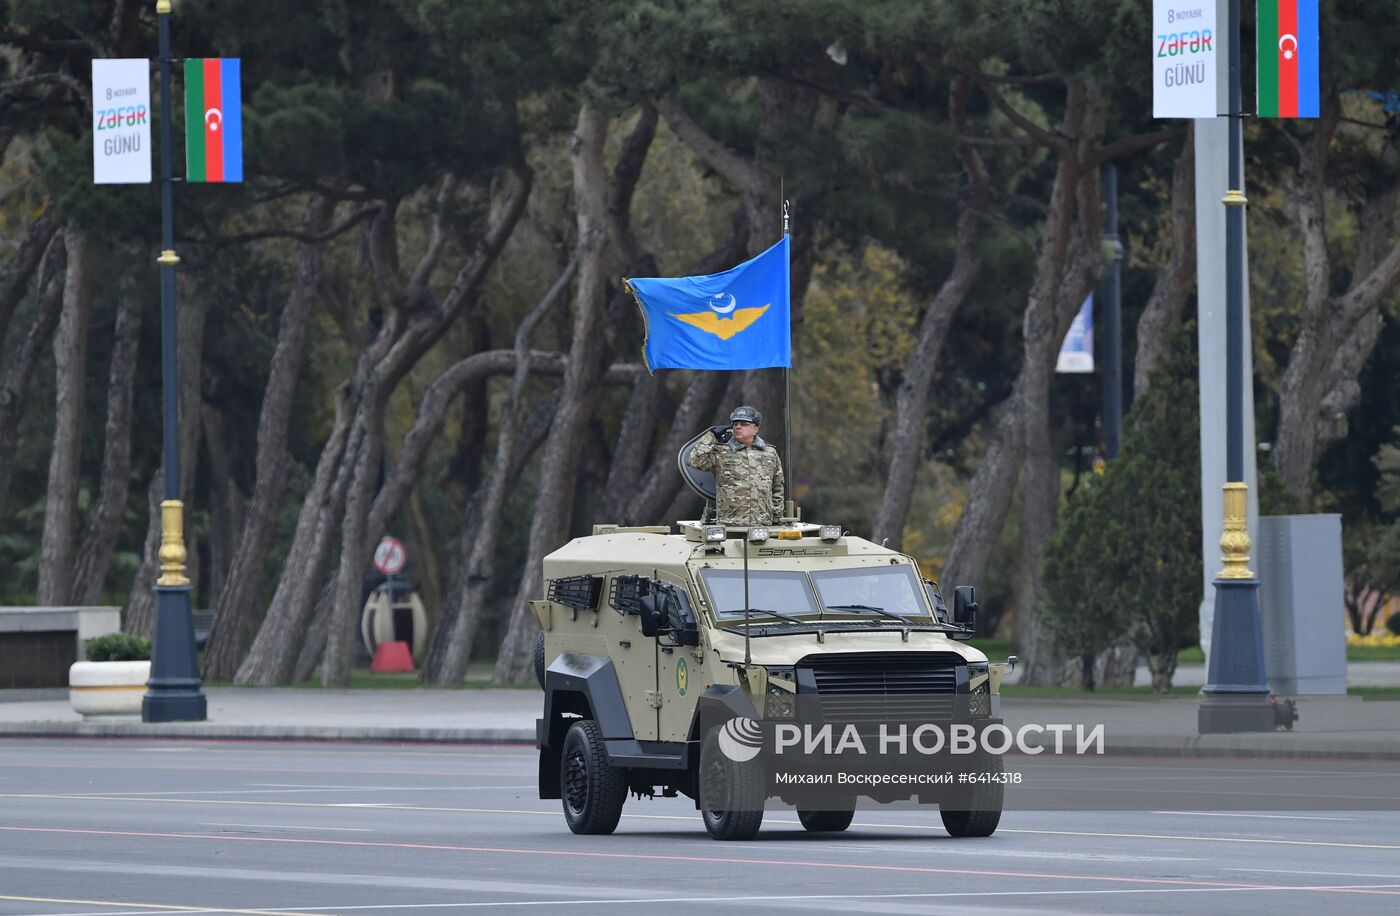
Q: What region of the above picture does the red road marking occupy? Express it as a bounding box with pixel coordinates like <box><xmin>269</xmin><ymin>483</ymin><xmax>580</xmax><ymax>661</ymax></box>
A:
<box><xmin>2</xmin><ymin>824</ymin><xmax>1399</xmax><ymax>897</ymax></box>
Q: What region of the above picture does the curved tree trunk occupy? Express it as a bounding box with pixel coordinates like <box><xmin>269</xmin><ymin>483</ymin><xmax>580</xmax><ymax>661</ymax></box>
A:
<box><xmin>420</xmin><ymin>395</ymin><xmax>559</xmax><ymax>684</ymax></box>
<box><xmin>0</xmin><ymin>210</ymin><xmax>59</xmax><ymax>348</ymax></box>
<box><xmin>412</xmin><ymin>254</ymin><xmax>576</xmax><ymax>686</ymax></box>
<box><xmin>494</xmin><ymin>102</ymin><xmax>611</xmax><ymax>684</ymax></box>
<box><xmin>1018</xmin><ymin>88</ymin><xmax>1108</xmax><ymax>687</ymax></box>
<box><xmin>201</xmin><ymin>402</ymin><xmax>246</xmax><ymax>614</ymax></box>
<box><xmin>237</xmin><ymin>166</ymin><xmax>531</xmax><ymax>684</ymax></box>
<box><xmin>939</xmin><ymin>77</ymin><xmax>1108</xmax><ymax>686</ymax></box>
<box><xmin>871</xmin><ymin>159</ymin><xmax>984</xmax><ymax>546</ymax></box>
<box><xmin>203</xmin><ymin>196</ymin><xmax>335</xmax><ymax>680</ymax></box>
<box><xmin>1274</xmin><ymin>102</ymin><xmax>1400</xmax><ymax>498</ymax></box>
<box><xmin>0</xmin><ymin>233</ymin><xmax>66</xmax><ymax>518</ymax></box>
<box><xmin>323</xmin><ymin>406</ymin><xmax>383</xmax><ymax>685</ymax></box>
<box><xmin>72</xmin><ymin>263</ymin><xmax>145</xmax><ymax>604</ymax></box>
<box><xmin>233</xmin><ymin>390</ymin><xmax>356</xmax><ymax>682</ymax></box>
<box><xmin>1134</xmin><ymin>128</ymin><xmax>1196</xmax><ymax>397</ymax></box>
<box><xmin>37</xmin><ymin>229</ymin><xmax>90</xmax><ymax>606</ymax></box>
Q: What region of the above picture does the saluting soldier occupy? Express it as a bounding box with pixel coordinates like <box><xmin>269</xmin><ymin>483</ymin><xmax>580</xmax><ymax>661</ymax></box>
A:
<box><xmin>688</xmin><ymin>405</ymin><xmax>785</xmax><ymax>526</ymax></box>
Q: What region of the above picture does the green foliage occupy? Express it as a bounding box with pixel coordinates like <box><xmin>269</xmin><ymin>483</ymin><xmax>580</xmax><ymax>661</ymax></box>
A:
<box><xmin>84</xmin><ymin>632</ymin><xmax>152</xmax><ymax>662</ymax></box>
<box><xmin>1386</xmin><ymin>614</ymin><xmax>1400</xmax><ymax>637</ymax></box>
<box><xmin>1371</xmin><ymin>428</ymin><xmax>1400</xmax><ymax>593</ymax></box>
<box><xmin>1042</xmin><ymin>325</ymin><xmax>1202</xmax><ymax>691</ymax></box>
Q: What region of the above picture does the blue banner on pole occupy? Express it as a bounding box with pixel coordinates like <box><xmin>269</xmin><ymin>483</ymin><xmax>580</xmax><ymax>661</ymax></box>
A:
<box><xmin>1056</xmin><ymin>293</ymin><xmax>1094</xmax><ymax>374</ymax></box>
<box><xmin>627</xmin><ymin>237</ymin><xmax>791</xmax><ymax>372</ymax></box>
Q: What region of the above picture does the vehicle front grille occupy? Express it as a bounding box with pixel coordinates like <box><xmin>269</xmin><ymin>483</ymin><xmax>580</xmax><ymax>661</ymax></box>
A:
<box><xmin>800</xmin><ymin>652</ymin><xmax>963</xmax><ymax>722</ymax></box>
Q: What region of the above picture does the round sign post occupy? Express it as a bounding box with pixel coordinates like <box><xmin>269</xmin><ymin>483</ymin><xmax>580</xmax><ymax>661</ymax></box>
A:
<box><xmin>372</xmin><ymin>536</ymin><xmax>406</xmax><ymax>577</ymax></box>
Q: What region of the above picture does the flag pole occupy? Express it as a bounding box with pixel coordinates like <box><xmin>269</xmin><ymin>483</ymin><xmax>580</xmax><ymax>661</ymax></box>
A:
<box><xmin>782</xmin><ymin>196</ymin><xmax>794</xmax><ymax>521</ymax></box>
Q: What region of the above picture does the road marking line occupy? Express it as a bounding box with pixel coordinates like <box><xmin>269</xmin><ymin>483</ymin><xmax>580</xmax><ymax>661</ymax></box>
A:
<box><xmin>52</xmin><ymin>785</ymin><xmax>533</xmax><ymax>798</ymax></box>
<box><xmin>6</xmin><ymin>793</ymin><xmax>1400</xmax><ymax>851</ymax></box>
<box><xmin>1225</xmin><ymin>868</ymin><xmax>1400</xmax><ymax>879</ymax></box>
<box><xmin>1152</xmin><ymin>811</ymin><xmax>1354</xmax><ymax>821</ymax></box>
<box><xmin>0</xmin><ymin>894</ymin><xmax>333</xmax><ymax>916</ymax></box>
<box><xmin>2</xmin><ymin>824</ymin><xmax>1399</xmax><ymax>897</ymax></box>
<box><xmin>202</xmin><ymin>823</ymin><xmax>372</xmax><ymax>832</ymax></box>
<box><xmin>44</xmin><ymin>885</ymin><xmax>1400</xmax><ymax>913</ymax></box>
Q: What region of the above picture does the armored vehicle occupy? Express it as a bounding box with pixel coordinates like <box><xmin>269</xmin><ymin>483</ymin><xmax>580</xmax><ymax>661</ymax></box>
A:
<box><xmin>533</xmin><ymin>434</ymin><xmax>1013</xmax><ymax>841</ymax></box>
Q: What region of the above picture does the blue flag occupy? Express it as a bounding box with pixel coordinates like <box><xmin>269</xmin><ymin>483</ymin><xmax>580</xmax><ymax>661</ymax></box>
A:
<box><xmin>627</xmin><ymin>237</ymin><xmax>791</xmax><ymax>371</ymax></box>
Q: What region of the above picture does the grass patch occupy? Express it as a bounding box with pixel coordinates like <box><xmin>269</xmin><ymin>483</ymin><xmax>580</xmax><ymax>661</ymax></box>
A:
<box><xmin>1350</xmin><ymin>686</ymin><xmax>1400</xmax><ymax>699</ymax></box>
<box><xmin>1172</xmin><ymin>644</ymin><xmax>1399</xmax><ymax>664</ymax></box>
<box><xmin>1347</xmin><ymin>644</ymin><xmax>1400</xmax><ymax>661</ymax></box>
<box><xmin>968</xmin><ymin>638</ymin><xmax>1013</xmax><ymax>659</ymax></box>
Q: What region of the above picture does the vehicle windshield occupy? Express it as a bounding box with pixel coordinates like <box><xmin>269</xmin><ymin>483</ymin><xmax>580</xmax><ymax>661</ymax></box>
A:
<box><xmin>810</xmin><ymin>565</ymin><xmax>930</xmax><ymax>617</ymax></box>
<box><xmin>700</xmin><ymin>569</ymin><xmax>819</xmax><ymax>619</ymax></box>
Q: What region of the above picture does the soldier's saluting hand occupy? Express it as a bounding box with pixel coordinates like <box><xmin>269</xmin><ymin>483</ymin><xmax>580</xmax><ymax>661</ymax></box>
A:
<box><xmin>688</xmin><ymin>405</ymin><xmax>785</xmax><ymax>526</ymax></box>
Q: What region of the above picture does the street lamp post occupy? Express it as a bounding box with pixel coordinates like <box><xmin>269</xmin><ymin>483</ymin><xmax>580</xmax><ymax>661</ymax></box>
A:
<box><xmin>143</xmin><ymin>0</ymin><xmax>207</xmax><ymax>723</ymax></box>
<box><xmin>1198</xmin><ymin>0</ymin><xmax>1274</xmax><ymax>733</ymax></box>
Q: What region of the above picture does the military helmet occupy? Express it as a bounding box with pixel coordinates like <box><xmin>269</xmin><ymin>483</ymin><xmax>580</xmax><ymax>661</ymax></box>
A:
<box><xmin>729</xmin><ymin>405</ymin><xmax>762</xmax><ymax>425</ymax></box>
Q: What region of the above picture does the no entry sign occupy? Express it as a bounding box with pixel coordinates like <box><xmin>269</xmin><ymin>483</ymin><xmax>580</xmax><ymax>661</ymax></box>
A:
<box><xmin>373</xmin><ymin>536</ymin><xmax>406</xmax><ymax>576</ymax></box>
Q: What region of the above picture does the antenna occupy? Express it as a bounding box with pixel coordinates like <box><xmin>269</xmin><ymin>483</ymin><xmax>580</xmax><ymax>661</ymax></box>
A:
<box><xmin>743</xmin><ymin>533</ymin><xmax>752</xmax><ymax>667</ymax></box>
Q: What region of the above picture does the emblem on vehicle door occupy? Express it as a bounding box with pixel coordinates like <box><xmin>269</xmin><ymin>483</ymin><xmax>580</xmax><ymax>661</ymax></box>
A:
<box><xmin>676</xmin><ymin>656</ymin><xmax>689</xmax><ymax>696</ymax></box>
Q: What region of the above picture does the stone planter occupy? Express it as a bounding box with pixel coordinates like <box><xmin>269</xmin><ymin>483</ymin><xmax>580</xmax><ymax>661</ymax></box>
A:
<box><xmin>69</xmin><ymin>660</ymin><xmax>150</xmax><ymax>717</ymax></box>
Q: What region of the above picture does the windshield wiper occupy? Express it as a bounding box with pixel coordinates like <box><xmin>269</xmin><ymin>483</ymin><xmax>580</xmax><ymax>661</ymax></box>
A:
<box><xmin>822</xmin><ymin>604</ymin><xmax>965</xmax><ymax>633</ymax></box>
<box><xmin>739</xmin><ymin>607</ymin><xmax>815</xmax><ymax>627</ymax></box>
<box><xmin>823</xmin><ymin>603</ymin><xmax>916</xmax><ymax>626</ymax></box>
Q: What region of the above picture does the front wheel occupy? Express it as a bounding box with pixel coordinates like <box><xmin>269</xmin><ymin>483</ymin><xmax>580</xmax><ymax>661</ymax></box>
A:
<box><xmin>560</xmin><ymin>720</ymin><xmax>626</xmax><ymax>835</ymax></box>
<box><xmin>699</xmin><ymin>725</ymin><xmax>764</xmax><ymax>840</ymax></box>
<box><xmin>940</xmin><ymin>749</ymin><xmax>1004</xmax><ymax>838</ymax></box>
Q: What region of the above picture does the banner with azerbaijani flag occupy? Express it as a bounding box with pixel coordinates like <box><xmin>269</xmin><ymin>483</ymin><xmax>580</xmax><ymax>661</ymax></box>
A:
<box><xmin>1257</xmin><ymin>0</ymin><xmax>1320</xmax><ymax>118</ymax></box>
<box><xmin>185</xmin><ymin>58</ymin><xmax>243</xmax><ymax>182</ymax></box>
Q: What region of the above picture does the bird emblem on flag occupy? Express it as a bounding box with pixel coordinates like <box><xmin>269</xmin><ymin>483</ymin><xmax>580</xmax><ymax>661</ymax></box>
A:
<box><xmin>670</xmin><ymin>304</ymin><xmax>770</xmax><ymax>341</ymax></box>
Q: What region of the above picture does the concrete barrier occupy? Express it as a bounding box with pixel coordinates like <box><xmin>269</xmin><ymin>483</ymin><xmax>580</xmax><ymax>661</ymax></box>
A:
<box><xmin>0</xmin><ymin>607</ymin><xmax>121</xmax><ymax>689</ymax></box>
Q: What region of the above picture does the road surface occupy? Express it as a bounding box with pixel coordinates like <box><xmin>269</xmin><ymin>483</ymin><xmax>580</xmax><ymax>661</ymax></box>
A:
<box><xmin>0</xmin><ymin>738</ymin><xmax>1397</xmax><ymax>914</ymax></box>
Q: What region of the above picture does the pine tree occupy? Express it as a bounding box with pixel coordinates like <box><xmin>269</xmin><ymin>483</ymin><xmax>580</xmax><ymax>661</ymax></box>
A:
<box><xmin>1043</xmin><ymin>325</ymin><xmax>1202</xmax><ymax>692</ymax></box>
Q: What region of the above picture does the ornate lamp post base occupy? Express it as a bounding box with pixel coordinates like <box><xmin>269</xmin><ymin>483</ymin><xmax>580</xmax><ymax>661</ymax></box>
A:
<box><xmin>1199</xmin><ymin>581</ymin><xmax>1275</xmax><ymax>733</ymax></box>
<box><xmin>142</xmin><ymin>584</ymin><xmax>208</xmax><ymax>722</ymax></box>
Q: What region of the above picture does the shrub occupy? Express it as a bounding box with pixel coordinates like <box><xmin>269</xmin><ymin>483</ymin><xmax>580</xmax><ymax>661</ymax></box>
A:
<box><xmin>84</xmin><ymin>633</ymin><xmax>152</xmax><ymax>662</ymax></box>
<box><xmin>1387</xmin><ymin>613</ymin><xmax>1400</xmax><ymax>637</ymax></box>
<box><xmin>1042</xmin><ymin>324</ymin><xmax>1202</xmax><ymax>692</ymax></box>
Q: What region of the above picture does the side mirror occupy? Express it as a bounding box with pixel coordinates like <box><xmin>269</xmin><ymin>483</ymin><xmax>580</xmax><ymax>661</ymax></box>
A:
<box><xmin>638</xmin><ymin>595</ymin><xmax>661</xmax><ymax>638</ymax></box>
<box><xmin>953</xmin><ymin>585</ymin><xmax>978</xmax><ymax>629</ymax></box>
<box><xmin>661</xmin><ymin>591</ymin><xmax>701</xmax><ymax>647</ymax></box>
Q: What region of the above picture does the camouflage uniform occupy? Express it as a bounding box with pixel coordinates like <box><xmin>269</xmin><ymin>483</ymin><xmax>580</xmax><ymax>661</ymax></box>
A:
<box><xmin>688</xmin><ymin>433</ymin><xmax>785</xmax><ymax>526</ymax></box>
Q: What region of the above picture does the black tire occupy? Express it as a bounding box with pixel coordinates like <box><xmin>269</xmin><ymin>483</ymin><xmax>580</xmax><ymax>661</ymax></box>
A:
<box><xmin>797</xmin><ymin>807</ymin><xmax>855</xmax><ymax>833</ymax></box>
<box><xmin>532</xmin><ymin>630</ymin><xmax>546</xmax><ymax>689</ymax></box>
<box><xmin>699</xmin><ymin>726</ymin><xmax>765</xmax><ymax>841</ymax></box>
<box><xmin>560</xmin><ymin>720</ymin><xmax>626</xmax><ymax>835</ymax></box>
<box><xmin>940</xmin><ymin>749</ymin><xmax>1004</xmax><ymax>838</ymax></box>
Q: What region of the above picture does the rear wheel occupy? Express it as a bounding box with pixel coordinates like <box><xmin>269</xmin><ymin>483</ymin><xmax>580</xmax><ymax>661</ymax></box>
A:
<box><xmin>797</xmin><ymin>807</ymin><xmax>855</xmax><ymax>833</ymax></box>
<box><xmin>940</xmin><ymin>749</ymin><xmax>1004</xmax><ymax>838</ymax></box>
<box><xmin>699</xmin><ymin>726</ymin><xmax>764</xmax><ymax>840</ymax></box>
<box><xmin>560</xmin><ymin>720</ymin><xmax>625</xmax><ymax>835</ymax></box>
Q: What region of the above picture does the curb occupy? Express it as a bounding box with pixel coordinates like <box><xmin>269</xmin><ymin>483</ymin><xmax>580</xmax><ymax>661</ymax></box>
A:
<box><xmin>1010</xmin><ymin>732</ymin><xmax>1400</xmax><ymax>761</ymax></box>
<box><xmin>0</xmin><ymin>722</ymin><xmax>536</xmax><ymax>744</ymax></box>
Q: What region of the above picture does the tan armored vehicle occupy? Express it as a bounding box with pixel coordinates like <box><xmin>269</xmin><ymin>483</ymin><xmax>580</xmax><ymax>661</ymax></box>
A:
<box><xmin>533</xmin><ymin>433</ymin><xmax>1012</xmax><ymax>841</ymax></box>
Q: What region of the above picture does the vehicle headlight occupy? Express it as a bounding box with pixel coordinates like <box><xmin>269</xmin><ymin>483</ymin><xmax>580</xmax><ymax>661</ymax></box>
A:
<box><xmin>765</xmin><ymin>682</ymin><xmax>795</xmax><ymax>719</ymax></box>
<box><xmin>966</xmin><ymin>662</ymin><xmax>991</xmax><ymax>717</ymax></box>
<box><xmin>703</xmin><ymin>525</ymin><xmax>726</xmax><ymax>542</ymax></box>
<box><xmin>748</xmin><ymin>527</ymin><xmax>770</xmax><ymax>543</ymax></box>
<box><xmin>819</xmin><ymin>525</ymin><xmax>842</xmax><ymax>541</ymax></box>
